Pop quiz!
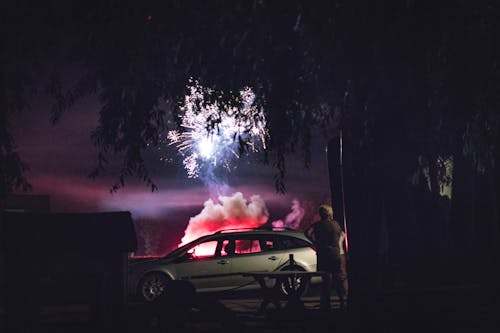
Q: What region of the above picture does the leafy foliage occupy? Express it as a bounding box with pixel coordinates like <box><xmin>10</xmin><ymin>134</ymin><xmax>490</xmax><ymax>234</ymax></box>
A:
<box><xmin>1</xmin><ymin>0</ymin><xmax>499</xmax><ymax>193</ymax></box>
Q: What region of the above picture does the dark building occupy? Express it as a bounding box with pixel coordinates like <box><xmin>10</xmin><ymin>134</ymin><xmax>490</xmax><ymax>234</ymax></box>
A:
<box><xmin>0</xmin><ymin>194</ymin><xmax>51</xmax><ymax>316</ymax></box>
<box><xmin>0</xmin><ymin>211</ymin><xmax>137</xmax><ymax>332</ymax></box>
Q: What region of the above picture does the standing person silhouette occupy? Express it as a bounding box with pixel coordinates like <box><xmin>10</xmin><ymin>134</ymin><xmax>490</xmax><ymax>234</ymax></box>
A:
<box><xmin>305</xmin><ymin>205</ymin><xmax>348</xmax><ymax>310</ymax></box>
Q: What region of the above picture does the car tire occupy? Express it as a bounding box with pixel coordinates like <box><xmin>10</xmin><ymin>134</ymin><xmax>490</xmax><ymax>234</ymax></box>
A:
<box><xmin>138</xmin><ymin>272</ymin><xmax>171</xmax><ymax>302</ymax></box>
<box><xmin>277</xmin><ymin>265</ymin><xmax>310</xmax><ymax>298</ymax></box>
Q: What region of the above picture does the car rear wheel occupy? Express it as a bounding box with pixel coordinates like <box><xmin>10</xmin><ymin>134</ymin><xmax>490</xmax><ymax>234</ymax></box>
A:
<box><xmin>138</xmin><ymin>272</ymin><xmax>171</xmax><ymax>302</ymax></box>
<box><xmin>277</xmin><ymin>266</ymin><xmax>309</xmax><ymax>297</ymax></box>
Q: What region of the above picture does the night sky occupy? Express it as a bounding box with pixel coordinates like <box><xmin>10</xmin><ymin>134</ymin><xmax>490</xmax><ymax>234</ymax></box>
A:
<box><xmin>11</xmin><ymin>92</ymin><xmax>331</xmax><ymax>254</ymax></box>
<box><xmin>3</xmin><ymin>0</ymin><xmax>340</xmax><ymax>253</ymax></box>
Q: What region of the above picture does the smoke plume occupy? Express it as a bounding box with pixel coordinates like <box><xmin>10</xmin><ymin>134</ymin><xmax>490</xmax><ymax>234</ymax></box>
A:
<box><xmin>179</xmin><ymin>192</ymin><xmax>269</xmax><ymax>246</ymax></box>
<box><xmin>271</xmin><ymin>199</ymin><xmax>305</xmax><ymax>230</ymax></box>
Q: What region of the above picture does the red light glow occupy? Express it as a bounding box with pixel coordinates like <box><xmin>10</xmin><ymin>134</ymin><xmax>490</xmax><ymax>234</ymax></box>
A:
<box><xmin>189</xmin><ymin>240</ymin><xmax>218</xmax><ymax>258</ymax></box>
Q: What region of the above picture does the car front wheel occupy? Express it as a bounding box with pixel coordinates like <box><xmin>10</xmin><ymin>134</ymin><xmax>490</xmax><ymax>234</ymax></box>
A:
<box><xmin>138</xmin><ymin>272</ymin><xmax>171</xmax><ymax>302</ymax></box>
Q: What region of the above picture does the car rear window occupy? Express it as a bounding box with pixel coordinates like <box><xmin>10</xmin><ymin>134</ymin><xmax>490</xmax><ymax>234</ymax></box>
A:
<box><xmin>275</xmin><ymin>236</ymin><xmax>311</xmax><ymax>250</ymax></box>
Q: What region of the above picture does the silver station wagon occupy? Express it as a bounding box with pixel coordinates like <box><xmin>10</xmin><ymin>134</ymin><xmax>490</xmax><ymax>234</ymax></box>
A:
<box><xmin>128</xmin><ymin>228</ymin><xmax>319</xmax><ymax>302</ymax></box>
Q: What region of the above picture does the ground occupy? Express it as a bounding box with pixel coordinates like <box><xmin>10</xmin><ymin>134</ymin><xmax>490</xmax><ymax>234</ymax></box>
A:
<box><xmin>0</xmin><ymin>284</ymin><xmax>497</xmax><ymax>333</ymax></box>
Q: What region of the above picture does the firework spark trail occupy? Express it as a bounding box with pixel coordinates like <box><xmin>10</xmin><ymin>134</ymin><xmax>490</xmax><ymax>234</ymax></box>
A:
<box><xmin>167</xmin><ymin>80</ymin><xmax>268</xmax><ymax>179</ymax></box>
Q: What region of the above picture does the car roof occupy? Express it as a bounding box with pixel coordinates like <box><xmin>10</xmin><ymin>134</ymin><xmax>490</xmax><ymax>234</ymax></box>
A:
<box><xmin>211</xmin><ymin>227</ymin><xmax>310</xmax><ymax>240</ymax></box>
<box><xmin>163</xmin><ymin>228</ymin><xmax>311</xmax><ymax>258</ymax></box>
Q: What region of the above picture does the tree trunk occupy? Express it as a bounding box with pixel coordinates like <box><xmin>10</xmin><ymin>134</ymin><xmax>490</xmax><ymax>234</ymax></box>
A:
<box><xmin>450</xmin><ymin>151</ymin><xmax>476</xmax><ymax>283</ymax></box>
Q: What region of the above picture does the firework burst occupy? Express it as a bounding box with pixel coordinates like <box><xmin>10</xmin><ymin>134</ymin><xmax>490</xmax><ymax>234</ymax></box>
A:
<box><xmin>167</xmin><ymin>80</ymin><xmax>268</xmax><ymax>178</ymax></box>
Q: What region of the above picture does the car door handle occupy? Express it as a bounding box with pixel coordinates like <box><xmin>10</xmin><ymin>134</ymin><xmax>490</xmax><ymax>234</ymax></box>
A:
<box><xmin>268</xmin><ymin>256</ymin><xmax>277</xmax><ymax>261</ymax></box>
<box><xmin>217</xmin><ymin>260</ymin><xmax>229</xmax><ymax>265</ymax></box>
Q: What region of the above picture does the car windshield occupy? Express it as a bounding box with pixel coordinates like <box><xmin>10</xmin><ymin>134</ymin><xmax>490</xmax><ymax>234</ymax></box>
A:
<box><xmin>162</xmin><ymin>235</ymin><xmax>213</xmax><ymax>259</ymax></box>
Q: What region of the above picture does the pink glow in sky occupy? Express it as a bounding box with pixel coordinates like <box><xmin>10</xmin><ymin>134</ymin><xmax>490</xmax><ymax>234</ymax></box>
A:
<box><xmin>11</xmin><ymin>92</ymin><xmax>332</xmax><ymax>254</ymax></box>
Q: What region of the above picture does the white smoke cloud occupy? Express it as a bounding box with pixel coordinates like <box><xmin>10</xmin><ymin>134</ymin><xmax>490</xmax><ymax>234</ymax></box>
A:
<box><xmin>179</xmin><ymin>192</ymin><xmax>269</xmax><ymax>246</ymax></box>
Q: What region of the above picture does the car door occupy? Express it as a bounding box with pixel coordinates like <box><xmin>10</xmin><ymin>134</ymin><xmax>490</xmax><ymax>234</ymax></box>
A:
<box><xmin>227</xmin><ymin>235</ymin><xmax>287</xmax><ymax>288</ymax></box>
<box><xmin>273</xmin><ymin>235</ymin><xmax>317</xmax><ymax>271</ymax></box>
<box><xmin>173</xmin><ymin>239</ymin><xmax>233</xmax><ymax>292</ymax></box>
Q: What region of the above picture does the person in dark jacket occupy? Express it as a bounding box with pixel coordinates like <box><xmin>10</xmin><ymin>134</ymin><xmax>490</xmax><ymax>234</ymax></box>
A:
<box><xmin>305</xmin><ymin>205</ymin><xmax>348</xmax><ymax>310</ymax></box>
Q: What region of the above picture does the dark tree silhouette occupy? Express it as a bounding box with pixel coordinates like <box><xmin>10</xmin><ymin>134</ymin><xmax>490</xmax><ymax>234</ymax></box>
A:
<box><xmin>0</xmin><ymin>1</ymin><xmax>55</xmax><ymax>195</ymax></box>
<box><xmin>0</xmin><ymin>1</ymin><xmax>498</xmax><ymax>231</ymax></box>
<box><xmin>1</xmin><ymin>1</ymin><xmax>499</xmax><ymax>330</ymax></box>
<box><xmin>1</xmin><ymin>1</ymin><xmax>497</xmax><ymax>194</ymax></box>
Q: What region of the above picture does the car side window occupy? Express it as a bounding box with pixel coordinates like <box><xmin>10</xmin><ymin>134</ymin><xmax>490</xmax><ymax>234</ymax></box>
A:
<box><xmin>235</xmin><ymin>239</ymin><xmax>261</xmax><ymax>254</ymax></box>
<box><xmin>221</xmin><ymin>238</ymin><xmax>264</xmax><ymax>256</ymax></box>
<box><xmin>221</xmin><ymin>239</ymin><xmax>235</xmax><ymax>256</ymax></box>
<box><xmin>188</xmin><ymin>240</ymin><xmax>218</xmax><ymax>259</ymax></box>
<box><xmin>258</xmin><ymin>237</ymin><xmax>275</xmax><ymax>252</ymax></box>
